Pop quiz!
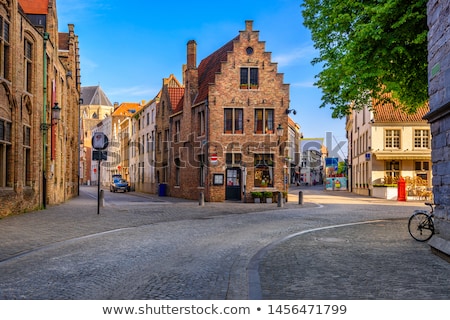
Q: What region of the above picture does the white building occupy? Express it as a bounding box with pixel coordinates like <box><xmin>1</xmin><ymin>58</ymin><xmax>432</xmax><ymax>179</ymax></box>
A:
<box><xmin>347</xmin><ymin>102</ymin><xmax>431</xmax><ymax>199</ymax></box>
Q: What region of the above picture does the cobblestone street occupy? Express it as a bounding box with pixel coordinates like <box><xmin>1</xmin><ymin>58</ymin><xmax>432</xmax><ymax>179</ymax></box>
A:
<box><xmin>0</xmin><ymin>186</ymin><xmax>449</xmax><ymax>299</ymax></box>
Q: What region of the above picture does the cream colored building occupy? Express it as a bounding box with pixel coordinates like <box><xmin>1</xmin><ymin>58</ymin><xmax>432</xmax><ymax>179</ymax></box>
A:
<box><xmin>130</xmin><ymin>96</ymin><xmax>159</xmax><ymax>193</ymax></box>
<box><xmin>347</xmin><ymin>103</ymin><xmax>431</xmax><ymax>199</ymax></box>
<box><xmin>79</xmin><ymin>86</ymin><xmax>114</xmax><ymax>185</ymax></box>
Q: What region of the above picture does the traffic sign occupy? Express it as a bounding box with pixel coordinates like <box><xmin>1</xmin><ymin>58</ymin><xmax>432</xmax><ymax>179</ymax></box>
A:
<box><xmin>92</xmin><ymin>132</ymin><xmax>109</xmax><ymax>150</ymax></box>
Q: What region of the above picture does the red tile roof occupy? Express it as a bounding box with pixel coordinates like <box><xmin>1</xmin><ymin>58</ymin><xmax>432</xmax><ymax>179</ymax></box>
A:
<box><xmin>194</xmin><ymin>36</ymin><xmax>238</xmax><ymax>105</ymax></box>
<box><xmin>373</xmin><ymin>102</ymin><xmax>429</xmax><ymax>123</ymax></box>
<box><xmin>168</xmin><ymin>87</ymin><xmax>184</xmax><ymax>114</ymax></box>
<box><xmin>19</xmin><ymin>0</ymin><xmax>49</xmax><ymax>14</ymax></box>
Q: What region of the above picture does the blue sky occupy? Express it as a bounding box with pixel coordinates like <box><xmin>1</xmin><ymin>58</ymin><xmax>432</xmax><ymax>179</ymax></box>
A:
<box><xmin>57</xmin><ymin>0</ymin><xmax>347</xmax><ymax>151</ymax></box>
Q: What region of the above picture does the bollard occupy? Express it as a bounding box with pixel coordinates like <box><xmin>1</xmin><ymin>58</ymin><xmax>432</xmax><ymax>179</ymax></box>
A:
<box><xmin>199</xmin><ymin>192</ymin><xmax>205</xmax><ymax>206</ymax></box>
<box><xmin>298</xmin><ymin>190</ymin><xmax>303</xmax><ymax>205</ymax></box>
<box><xmin>277</xmin><ymin>192</ymin><xmax>284</xmax><ymax>208</ymax></box>
<box><xmin>100</xmin><ymin>189</ymin><xmax>104</xmax><ymax>207</ymax></box>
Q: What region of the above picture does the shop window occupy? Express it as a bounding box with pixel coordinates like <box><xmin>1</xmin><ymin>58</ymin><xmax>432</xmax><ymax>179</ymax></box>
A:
<box><xmin>254</xmin><ymin>154</ymin><xmax>274</xmax><ymax>187</ymax></box>
<box><xmin>385</xmin><ymin>161</ymin><xmax>400</xmax><ymax>183</ymax></box>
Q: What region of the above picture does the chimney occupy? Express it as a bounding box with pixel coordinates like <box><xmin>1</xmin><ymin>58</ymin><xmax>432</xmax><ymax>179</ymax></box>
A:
<box><xmin>245</xmin><ymin>20</ymin><xmax>253</xmax><ymax>32</ymax></box>
<box><xmin>187</xmin><ymin>40</ymin><xmax>197</xmax><ymax>69</ymax></box>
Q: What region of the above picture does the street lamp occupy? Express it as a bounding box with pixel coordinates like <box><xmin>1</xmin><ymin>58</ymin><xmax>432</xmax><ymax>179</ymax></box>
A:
<box><xmin>276</xmin><ymin>123</ymin><xmax>284</xmax><ymax>145</ymax></box>
<box><xmin>40</xmin><ymin>102</ymin><xmax>61</xmax><ymax>130</ymax></box>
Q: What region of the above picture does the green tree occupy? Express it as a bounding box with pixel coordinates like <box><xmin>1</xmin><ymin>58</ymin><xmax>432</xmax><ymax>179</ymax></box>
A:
<box><xmin>302</xmin><ymin>0</ymin><xmax>428</xmax><ymax>118</ymax></box>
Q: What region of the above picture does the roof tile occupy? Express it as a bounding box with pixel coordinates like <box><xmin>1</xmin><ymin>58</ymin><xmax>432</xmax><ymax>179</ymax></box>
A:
<box><xmin>19</xmin><ymin>0</ymin><xmax>49</xmax><ymax>14</ymax></box>
<box><xmin>373</xmin><ymin>101</ymin><xmax>429</xmax><ymax>123</ymax></box>
<box><xmin>194</xmin><ymin>36</ymin><xmax>238</xmax><ymax>105</ymax></box>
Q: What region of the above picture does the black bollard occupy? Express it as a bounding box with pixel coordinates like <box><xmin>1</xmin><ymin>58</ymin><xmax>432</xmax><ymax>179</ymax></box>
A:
<box><xmin>199</xmin><ymin>192</ymin><xmax>205</xmax><ymax>206</ymax></box>
<box><xmin>298</xmin><ymin>190</ymin><xmax>303</xmax><ymax>205</ymax></box>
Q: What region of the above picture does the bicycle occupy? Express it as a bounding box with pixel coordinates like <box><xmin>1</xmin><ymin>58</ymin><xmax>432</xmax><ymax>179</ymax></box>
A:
<box><xmin>408</xmin><ymin>202</ymin><xmax>435</xmax><ymax>242</ymax></box>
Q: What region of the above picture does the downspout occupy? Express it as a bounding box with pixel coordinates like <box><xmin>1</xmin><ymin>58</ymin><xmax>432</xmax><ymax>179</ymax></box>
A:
<box><xmin>42</xmin><ymin>32</ymin><xmax>49</xmax><ymax>208</ymax></box>
<box><xmin>205</xmin><ymin>98</ymin><xmax>209</xmax><ymax>199</ymax></box>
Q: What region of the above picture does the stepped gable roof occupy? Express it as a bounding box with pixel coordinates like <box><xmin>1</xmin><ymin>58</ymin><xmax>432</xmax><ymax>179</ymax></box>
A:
<box><xmin>19</xmin><ymin>0</ymin><xmax>49</xmax><ymax>14</ymax></box>
<box><xmin>81</xmin><ymin>86</ymin><xmax>113</xmax><ymax>106</ymax></box>
<box><xmin>194</xmin><ymin>36</ymin><xmax>238</xmax><ymax>105</ymax></box>
<box><xmin>372</xmin><ymin>101</ymin><xmax>429</xmax><ymax>123</ymax></box>
<box><xmin>59</xmin><ymin>32</ymin><xmax>70</xmax><ymax>51</ymax></box>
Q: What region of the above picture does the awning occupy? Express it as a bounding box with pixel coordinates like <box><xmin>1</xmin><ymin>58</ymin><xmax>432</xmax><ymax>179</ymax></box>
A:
<box><xmin>372</xmin><ymin>151</ymin><xmax>431</xmax><ymax>160</ymax></box>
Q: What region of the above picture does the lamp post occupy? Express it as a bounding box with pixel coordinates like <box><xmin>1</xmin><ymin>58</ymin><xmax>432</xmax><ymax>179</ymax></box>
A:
<box><xmin>276</xmin><ymin>123</ymin><xmax>284</xmax><ymax>146</ymax></box>
<box><xmin>276</xmin><ymin>123</ymin><xmax>285</xmax><ymax>204</ymax></box>
<box><xmin>40</xmin><ymin>102</ymin><xmax>61</xmax><ymax>130</ymax></box>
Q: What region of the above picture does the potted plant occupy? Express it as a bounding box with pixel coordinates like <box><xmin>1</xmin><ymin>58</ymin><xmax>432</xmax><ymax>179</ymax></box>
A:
<box><xmin>240</xmin><ymin>84</ymin><xmax>248</xmax><ymax>89</ymax></box>
<box><xmin>263</xmin><ymin>191</ymin><xmax>273</xmax><ymax>203</ymax></box>
<box><xmin>251</xmin><ymin>191</ymin><xmax>263</xmax><ymax>203</ymax></box>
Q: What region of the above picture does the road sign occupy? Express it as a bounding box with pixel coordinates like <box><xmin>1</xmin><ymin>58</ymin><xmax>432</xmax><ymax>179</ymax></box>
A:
<box><xmin>92</xmin><ymin>150</ymin><xmax>107</xmax><ymax>161</ymax></box>
<box><xmin>92</xmin><ymin>132</ymin><xmax>109</xmax><ymax>150</ymax></box>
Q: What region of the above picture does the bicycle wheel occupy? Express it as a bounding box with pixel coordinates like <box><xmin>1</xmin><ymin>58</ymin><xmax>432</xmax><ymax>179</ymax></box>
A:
<box><xmin>408</xmin><ymin>212</ymin><xmax>434</xmax><ymax>242</ymax></box>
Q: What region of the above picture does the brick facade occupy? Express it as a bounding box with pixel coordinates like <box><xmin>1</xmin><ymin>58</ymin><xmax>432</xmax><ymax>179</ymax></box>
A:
<box><xmin>425</xmin><ymin>1</ymin><xmax>450</xmax><ymax>259</ymax></box>
<box><xmin>0</xmin><ymin>0</ymin><xmax>80</xmax><ymax>217</ymax></box>
<box><xmin>157</xmin><ymin>21</ymin><xmax>290</xmax><ymax>202</ymax></box>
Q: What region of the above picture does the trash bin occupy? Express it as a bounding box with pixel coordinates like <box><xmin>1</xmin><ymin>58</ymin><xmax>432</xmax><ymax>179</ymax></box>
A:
<box><xmin>158</xmin><ymin>183</ymin><xmax>167</xmax><ymax>196</ymax></box>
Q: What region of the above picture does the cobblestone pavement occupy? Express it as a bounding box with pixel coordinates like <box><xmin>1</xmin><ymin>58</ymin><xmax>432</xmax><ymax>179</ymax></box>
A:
<box><xmin>0</xmin><ymin>185</ymin><xmax>448</xmax><ymax>300</ymax></box>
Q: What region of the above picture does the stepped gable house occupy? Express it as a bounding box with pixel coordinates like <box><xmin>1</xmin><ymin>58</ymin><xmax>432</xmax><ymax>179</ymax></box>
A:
<box><xmin>160</xmin><ymin>20</ymin><xmax>290</xmax><ymax>202</ymax></box>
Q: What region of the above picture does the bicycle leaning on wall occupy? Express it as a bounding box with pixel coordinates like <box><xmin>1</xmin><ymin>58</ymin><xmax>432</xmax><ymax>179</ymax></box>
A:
<box><xmin>408</xmin><ymin>202</ymin><xmax>435</xmax><ymax>242</ymax></box>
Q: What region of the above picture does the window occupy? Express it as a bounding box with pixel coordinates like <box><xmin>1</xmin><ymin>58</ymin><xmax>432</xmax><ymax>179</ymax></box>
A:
<box><xmin>0</xmin><ymin>119</ymin><xmax>11</xmax><ymax>143</ymax></box>
<box><xmin>385</xmin><ymin>129</ymin><xmax>400</xmax><ymax>149</ymax></box>
<box><xmin>415</xmin><ymin>161</ymin><xmax>429</xmax><ymax>171</ymax></box>
<box><xmin>174</xmin><ymin>120</ymin><xmax>180</xmax><ymax>142</ymax></box>
<box><xmin>0</xmin><ymin>119</ymin><xmax>12</xmax><ymax>187</ymax></box>
<box><xmin>164</xmin><ymin>129</ymin><xmax>169</xmax><ymax>151</ymax></box>
<box><xmin>240</xmin><ymin>67</ymin><xmax>258</xmax><ymax>89</ymax></box>
<box><xmin>175</xmin><ymin>158</ymin><xmax>181</xmax><ymax>186</ymax></box>
<box><xmin>24</xmin><ymin>39</ymin><xmax>33</xmax><ymax>92</ymax></box>
<box><xmin>414</xmin><ymin>129</ymin><xmax>429</xmax><ymax>149</ymax></box>
<box><xmin>385</xmin><ymin>161</ymin><xmax>400</xmax><ymax>181</ymax></box>
<box><xmin>226</xmin><ymin>153</ymin><xmax>242</xmax><ymax>165</ymax></box>
<box><xmin>415</xmin><ymin>161</ymin><xmax>429</xmax><ymax>182</ymax></box>
<box><xmin>254</xmin><ymin>154</ymin><xmax>274</xmax><ymax>187</ymax></box>
<box><xmin>254</xmin><ymin>109</ymin><xmax>274</xmax><ymax>134</ymax></box>
<box><xmin>224</xmin><ymin>108</ymin><xmax>243</xmax><ymax>134</ymax></box>
<box><xmin>23</xmin><ymin>126</ymin><xmax>31</xmax><ymax>186</ymax></box>
<box><xmin>198</xmin><ymin>110</ymin><xmax>205</xmax><ymax>136</ymax></box>
<box><xmin>0</xmin><ymin>17</ymin><xmax>10</xmax><ymax>80</ymax></box>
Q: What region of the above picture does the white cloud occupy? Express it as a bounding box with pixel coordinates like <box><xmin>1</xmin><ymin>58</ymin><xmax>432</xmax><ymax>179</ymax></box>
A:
<box><xmin>273</xmin><ymin>45</ymin><xmax>316</xmax><ymax>67</ymax></box>
<box><xmin>291</xmin><ymin>81</ymin><xmax>316</xmax><ymax>88</ymax></box>
<box><xmin>107</xmin><ymin>86</ymin><xmax>159</xmax><ymax>103</ymax></box>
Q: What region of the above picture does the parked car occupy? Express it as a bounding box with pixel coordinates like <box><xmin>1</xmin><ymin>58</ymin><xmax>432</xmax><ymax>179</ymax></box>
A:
<box><xmin>110</xmin><ymin>178</ymin><xmax>130</xmax><ymax>192</ymax></box>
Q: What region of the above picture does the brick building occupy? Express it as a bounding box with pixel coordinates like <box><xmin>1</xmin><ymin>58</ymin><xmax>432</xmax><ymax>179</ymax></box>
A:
<box><xmin>0</xmin><ymin>0</ymin><xmax>80</xmax><ymax>216</ymax></box>
<box><xmin>425</xmin><ymin>1</ymin><xmax>450</xmax><ymax>260</ymax></box>
<box><xmin>158</xmin><ymin>21</ymin><xmax>290</xmax><ymax>202</ymax></box>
